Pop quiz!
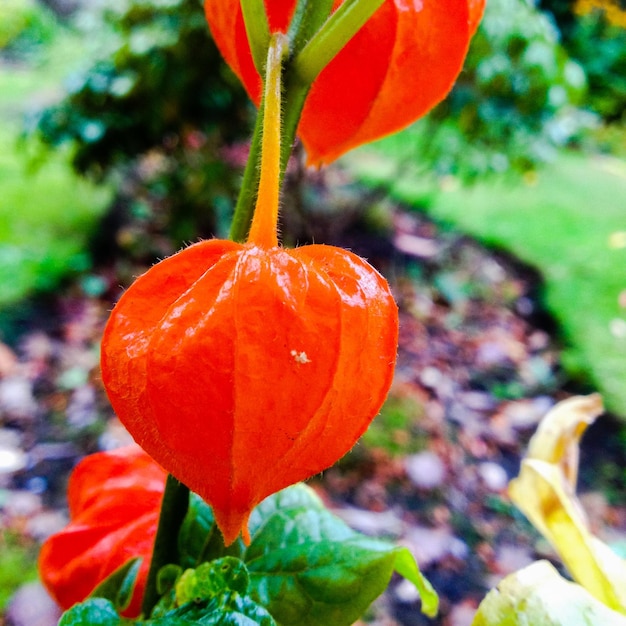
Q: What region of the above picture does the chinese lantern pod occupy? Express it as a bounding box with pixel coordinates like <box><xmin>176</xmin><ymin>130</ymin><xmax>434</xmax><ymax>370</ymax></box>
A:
<box><xmin>39</xmin><ymin>446</ymin><xmax>166</xmax><ymax>617</ymax></box>
<box><xmin>204</xmin><ymin>0</ymin><xmax>483</xmax><ymax>165</ymax></box>
<box><xmin>468</xmin><ymin>0</ymin><xmax>486</xmax><ymax>35</ymax></box>
<box><xmin>101</xmin><ymin>239</ymin><xmax>398</xmax><ymax>545</ymax></box>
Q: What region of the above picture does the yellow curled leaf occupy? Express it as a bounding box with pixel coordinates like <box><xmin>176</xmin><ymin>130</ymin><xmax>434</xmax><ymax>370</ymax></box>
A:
<box><xmin>509</xmin><ymin>394</ymin><xmax>626</xmax><ymax>614</ymax></box>
<box><xmin>472</xmin><ymin>560</ymin><xmax>626</xmax><ymax>626</ymax></box>
<box><xmin>525</xmin><ymin>394</ymin><xmax>601</xmax><ymax>485</ymax></box>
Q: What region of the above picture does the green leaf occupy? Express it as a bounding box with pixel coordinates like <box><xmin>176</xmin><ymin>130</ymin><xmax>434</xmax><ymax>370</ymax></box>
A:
<box><xmin>58</xmin><ymin>598</ymin><xmax>121</xmax><ymax>626</ymax></box>
<box><xmin>147</xmin><ymin>590</ymin><xmax>276</xmax><ymax>625</ymax></box>
<box><xmin>89</xmin><ymin>558</ymin><xmax>141</xmax><ymax>613</ymax></box>
<box><xmin>178</xmin><ymin>494</ymin><xmax>244</xmax><ymax>567</ymax></box>
<box><xmin>157</xmin><ymin>564</ymin><xmax>183</xmax><ymax>595</ymax></box>
<box><xmin>472</xmin><ymin>561</ymin><xmax>626</xmax><ymax>626</ymax></box>
<box><xmin>150</xmin><ymin>558</ymin><xmax>271</xmax><ymax>623</ymax></box>
<box><xmin>393</xmin><ymin>547</ymin><xmax>438</xmax><ymax>617</ymax></box>
<box><xmin>245</xmin><ymin>484</ymin><xmax>437</xmax><ymax>625</ymax></box>
<box><xmin>175</xmin><ymin>558</ymin><xmax>250</xmax><ymax>605</ymax></box>
<box><xmin>158</xmin><ymin>485</ymin><xmax>434</xmax><ymax>624</ymax></box>
<box><xmin>178</xmin><ymin>493</ymin><xmax>216</xmax><ymax>567</ymax></box>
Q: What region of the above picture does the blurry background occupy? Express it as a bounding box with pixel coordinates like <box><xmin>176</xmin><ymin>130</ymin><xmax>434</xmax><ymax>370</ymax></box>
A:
<box><xmin>0</xmin><ymin>0</ymin><xmax>625</xmax><ymax>624</ymax></box>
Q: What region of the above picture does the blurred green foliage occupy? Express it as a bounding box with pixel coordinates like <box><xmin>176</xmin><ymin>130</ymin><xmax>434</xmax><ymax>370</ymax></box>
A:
<box><xmin>34</xmin><ymin>0</ymin><xmax>248</xmax><ymax>172</ymax></box>
<box><xmin>31</xmin><ymin>0</ymin><xmax>616</xmax><ymax>247</ymax></box>
<box><xmin>0</xmin><ymin>0</ymin><xmax>57</xmax><ymax>55</ymax></box>
<box><xmin>370</xmin><ymin>0</ymin><xmax>589</xmax><ymax>180</ymax></box>
<box><xmin>540</xmin><ymin>0</ymin><xmax>626</xmax><ymax>123</ymax></box>
<box><xmin>31</xmin><ymin>0</ymin><xmax>251</xmax><ymax>247</ymax></box>
<box><xmin>0</xmin><ymin>3</ymin><xmax>113</xmax><ymax>310</ymax></box>
<box><xmin>27</xmin><ymin>0</ymin><xmax>625</xmax><ymax>259</ymax></box>
<box><xmin>0</xmin><ymin>127</ymin><xmax>113</xmax><ymax>307</ymax></box>
<box><xmin>538</xmin><ymin>0</ymin><xmax>580</xmax><ymax>34</ymax></box>
<box><xmin>591</xmin><ymin>123</ymin><xmax>626</xmax><ymax>157</ymax></box>
<box><xmin>567</xmin><ymin>9</ymin><xmax>626</xmax><ymax>123</ymax></box>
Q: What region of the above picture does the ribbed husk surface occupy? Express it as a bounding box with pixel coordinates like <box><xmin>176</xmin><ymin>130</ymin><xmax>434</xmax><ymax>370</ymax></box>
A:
<box><xmin>101</xmin><ymin>240</ymin><xmax>398</xmax><ymax>544</ymax></box>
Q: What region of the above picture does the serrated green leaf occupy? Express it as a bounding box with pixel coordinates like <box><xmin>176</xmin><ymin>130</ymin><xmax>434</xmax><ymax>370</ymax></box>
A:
<box><xmin>147</xmin><ymin>590</ymin><xmax>276</xmax><ymax>625</ymax></box>
<box><xmin>472</xmin><ymin>561</ymin><xmax>626</xmax><ymax>626</ymax></box>
<box><xmin>59</xmin><ymin>598</ymin><xmax>122</xmax><ymax>626</ymax></box>
<box><xmin>245</xmin><ymin>484</ymin><xmax>436</xmax><ymax>625</ymax></box>
<box><xmin>171</xmin><ymin>485</ymin><xmax>435</xmax><ymax>624</ymax></box>
<box><xmin>176</xmin><ymin>558</ymin><xmax>250</xmax><ymax>605</ymax></box>
<box><xmin>89</xmin><ymin>558</ymin><xmax>141</xmax><ymax>613</ymax></box>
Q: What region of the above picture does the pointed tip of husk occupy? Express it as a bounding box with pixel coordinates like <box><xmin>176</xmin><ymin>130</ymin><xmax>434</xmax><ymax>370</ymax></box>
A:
<box><xmin>215</xmin><ymin>507</ymin><xmax>252</xmax><ymax>547</ymax></box>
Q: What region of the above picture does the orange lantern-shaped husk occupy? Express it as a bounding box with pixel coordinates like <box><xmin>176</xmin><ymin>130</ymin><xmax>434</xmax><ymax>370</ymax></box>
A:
<box><xmin>101</xmin><ymin>239</ymin><xmax>398</xmax><ymax>545</ymax></box>
<box><xmin>102</xmin><ymin>29</ymin><xmax>399</xmax><ymax>546</ymax></box>
<box><xmin>39</xmin><ymin>446</ymin><xmax>166</xmax><ymax>617</ymax></box>
<box><xmin>204</xmin><ymin>0</ymin><xmax>485</xmax><ymax>165</ymax></box>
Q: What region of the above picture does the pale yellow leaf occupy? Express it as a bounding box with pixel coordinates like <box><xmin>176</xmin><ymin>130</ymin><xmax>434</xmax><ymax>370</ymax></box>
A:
<box><xmin>508</xmin><ymin>394</ymin><xmax>626</xmax><ymax>614</ymax></box>
<box><xmin>472</xmin><ymin>560</ymin><xmax>626</xmax><ymax>626</ymax></box>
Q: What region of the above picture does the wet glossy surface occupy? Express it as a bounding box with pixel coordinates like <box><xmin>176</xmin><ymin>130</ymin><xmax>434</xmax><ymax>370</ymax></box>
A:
<box><xmin>101</xmin><ymin>240</ymin><xmax>399</xmax><ymax>544</ymax></box>
<box><xmin>204</xmin><ymin>0</ymin><xmax>481</xmax><ymax>164</ymax></box>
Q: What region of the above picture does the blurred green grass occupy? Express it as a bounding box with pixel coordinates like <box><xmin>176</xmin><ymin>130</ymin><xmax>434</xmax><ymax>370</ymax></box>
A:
<box><xmin>350</xmin><ymin>149</ymin><xmax>626</xmax><ymax>417</ymax></box>
<box><xmin>0</xmin><ymin>16</ymin><xmax>113</xmax><ymax>308</ymax></box>
<box><xmin>0</xmin><ymin>127</ymin><xmax>112</xmax><ymax>306</ymax></box>
<box><xmin>0</xmin><ymin>530</ymin><xmax>38</xmax><ymax>610</ymax></box>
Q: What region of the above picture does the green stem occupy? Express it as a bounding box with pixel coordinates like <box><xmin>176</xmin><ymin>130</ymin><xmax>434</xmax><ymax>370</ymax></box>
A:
<box><xmin>247</xmin><ymin>33</ymin><xmax>290</xmax><ymax>248</ymax></box>
<box><xmin>230</xmin><ymin>0</ymin><xmax>330</xmax><ymax>243</ymax></box>
<box><xmin>230</xmin><ymin>77</ymin><xmax>311</xmax><ymax>243</ymax></box>
<box><xmin>294</xmin><ymin>0</ymin><xmax>386</xmax><ymax>84</ymax></box>
<box><xmin>239</xmin><ymin>0</ymin><xmax>271</xmax><ymax>75</ymax></box>
<box><xmin>280</xmin><ymin>73</ymin><xmax>310</xmax><ymax>172</ymax></box>
<box><xmin>140</xmin><ymin>0</ymin><xmax>390</xmax><ymax>613</ymax></box>
<box><xmin>141</xmin><ymin>475</ymin><xmax>190</xmax><ymax>617</ymax></box>
<box><xmin>287</xmin><ymin>0</ymin><xmax>334</xmax><ymax>55</ymax></box>
<box><xmin>230</xmin><ymin>105</ymin><xmax>265</xmax><ymax>242</ymax></box>
<box><xmin>231</xmin><ymin>0</ymin><xmax>384</xmax><ymax>242</ymax></box>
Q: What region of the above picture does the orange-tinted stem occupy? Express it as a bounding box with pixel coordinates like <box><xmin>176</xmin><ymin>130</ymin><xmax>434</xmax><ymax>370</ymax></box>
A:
<box><xmin>247</xmin><ymin>33</ymin><xmax>289</xmax><ymax>248</ymax></box>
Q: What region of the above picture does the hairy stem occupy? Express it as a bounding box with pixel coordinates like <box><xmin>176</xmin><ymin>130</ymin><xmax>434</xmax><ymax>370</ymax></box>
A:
<box><xmin>247</xmin><ymin>33</ymin><xmax>290</xmax><ymax>247</ymax></box>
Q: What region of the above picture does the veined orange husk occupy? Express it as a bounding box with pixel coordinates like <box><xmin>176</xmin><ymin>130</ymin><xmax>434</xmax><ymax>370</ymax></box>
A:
<box><xmin>39</xmin><ymin>446</ymin><xmax>166</xmax><ymax>617</ymax></box>
<box><xmin>204</xmin><ymin>0</ymin><xmax>485</xmax><ymax>165</ymax></box>
<box><xmin>101</xmin><ymin>239</ymin><xmax>398</xmax><ymax>544</ymax></box>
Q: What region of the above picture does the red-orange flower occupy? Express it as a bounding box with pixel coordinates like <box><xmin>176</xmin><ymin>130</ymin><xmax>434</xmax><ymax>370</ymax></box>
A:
<box><xmin>204</xmin><ymin>0</ymin><xmax>485</xmax><ymax>165</ymax></box>
<box><xmin>39</xmin><ymin>446</ymin><xmax>166</xmax><ymax>617</ymax></box>
<box><xmin>101</xmin><ymin>239</ymin><xmax>398</xmax><ymax>545</ymax></box>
